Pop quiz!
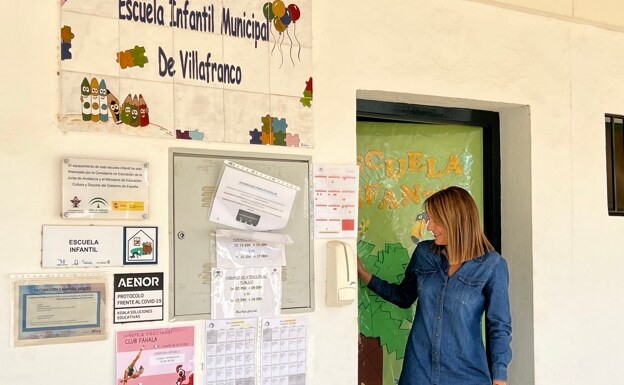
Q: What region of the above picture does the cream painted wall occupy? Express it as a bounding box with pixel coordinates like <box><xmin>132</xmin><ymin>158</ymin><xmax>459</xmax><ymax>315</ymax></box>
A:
<box><xmin>3</xmin><ymin>0</ymin><xmax>624</xmax><ymax>385</ymax></box>
<box><xmin>472</xmin><ymin>0</ymin><xmax>624</xmax><ymax>31</ymax></box>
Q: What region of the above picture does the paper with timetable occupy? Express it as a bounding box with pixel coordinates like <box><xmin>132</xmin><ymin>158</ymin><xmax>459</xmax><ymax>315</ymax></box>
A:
<box><xmin>260</xmin><ymin>317</ymin><xmax>307</xmax><ymax>385</ymax></box>
<box><xmin>205</xmin><ymin>319</ymin><xmax>258</xmax><ymax>385</ymax></box>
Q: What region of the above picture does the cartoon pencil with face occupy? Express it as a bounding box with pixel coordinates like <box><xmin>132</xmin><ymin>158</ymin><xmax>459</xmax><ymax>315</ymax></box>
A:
<box><xmin>106</xmin><ymin>89</ymin><xmax>122</xmax><ymax>124</ymax></box>
<box><xmin>80</xmin><ymin>77</ymin><xmax>91</xmax><ymax>121</ymax></box>
<box><xmin>130</xmin><ymin>94</ymin><xmax>140</xmax><ymax>127</ymax></box>
<box><xmin>98</xmin><ymin>79</ymin><xmax>108</xmax><ymax>122</ymax></box>
<box><xmin>138</xmin><ymin>94</ymin><xmax>149</xmax><ymax>127</ymax></box>
<box><xmin>120</xmin><ymin>94</ymin><xmax>132</xmax><ymax>125</ymax></box>
<box><xmin>90</xmin><ymin>78</ymin><xmax>100</xmax><ymax>122</ymax></box>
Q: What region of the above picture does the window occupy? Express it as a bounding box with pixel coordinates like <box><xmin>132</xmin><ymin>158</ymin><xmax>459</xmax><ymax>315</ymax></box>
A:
<box><xmin>605</xmin><ymin>114</ymin><xmax>624</xmax><ymax>215</ymax></box>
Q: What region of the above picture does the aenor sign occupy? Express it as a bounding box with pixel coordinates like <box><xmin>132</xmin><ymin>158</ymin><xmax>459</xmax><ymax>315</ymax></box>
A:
<box><xmin>114</xmin><ymin>272</ymin><xmax>163</xmax><ymax>324</ymax></box>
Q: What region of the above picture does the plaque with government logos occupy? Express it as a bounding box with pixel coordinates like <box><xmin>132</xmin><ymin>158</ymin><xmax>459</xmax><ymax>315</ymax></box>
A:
<box><xmin>62</xmin><ymin>157</ymin><xmax>149</xmax><ymax>220</ymax></box>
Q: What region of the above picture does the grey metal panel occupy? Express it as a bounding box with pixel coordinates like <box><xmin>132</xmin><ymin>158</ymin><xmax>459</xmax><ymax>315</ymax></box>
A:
<box><xmin>169</xmin><ymin>148</ymin><xmax>314</xmax><ymax>321</ymax></box>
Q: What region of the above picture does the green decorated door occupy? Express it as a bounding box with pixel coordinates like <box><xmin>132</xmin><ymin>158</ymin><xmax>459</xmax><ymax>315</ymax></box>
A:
<box><xmin>356</xmin><ymin>102</ymin><xmax>500</xmax><ymax>385</ymax></box>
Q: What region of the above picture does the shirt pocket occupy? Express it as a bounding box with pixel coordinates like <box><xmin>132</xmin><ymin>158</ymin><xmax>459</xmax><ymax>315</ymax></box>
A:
<box><xmin>456</xmin><ymin>274</ymin><xmax>486</xmax><ymax>305</ymax></box>
<box><xmin>415</xmin><ymin>268</ymin><xmax>437</xmax><ymax>295</ymax></box>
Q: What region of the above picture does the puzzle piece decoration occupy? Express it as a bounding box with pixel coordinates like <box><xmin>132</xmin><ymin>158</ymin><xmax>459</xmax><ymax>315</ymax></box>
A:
<box><xmin>117</xmin><ymin>50</ymin><xmax>135</xmax><ymax>69</ymax></box>
<box><xmin>249</xmin><ymin>128</ymin><xmax>262</xmax><ymax>144</ymax></box>
<box><xmin>261</xmin><ymin>131</ymin><xmax>273</xmax><ymax>145</ymax></box>
<box><xmin>129</xmin><ymin>45</ymin><xmax>149</xmax><ymax>68</ymax></box>
<box><xmin>261</xmin><ymin>115</ymin><xmax>272</xmax><ymax>133</ymax></box>
<box><xmin>61</xmin><ymin>25</ymin><xmax>74</xmax><ymax>42</ymax></box>
<box><xmin>259</xmin><ymin>114</ymin><xmax>274</xmax><ymax>144</ymax></box>
<box><xmin>61</xmin><ymin>42</ymin><xmax>72</xmax><ymax>60</ymax></box>
<box><xmin>251</xmin><ymin>114</ymin><xmax>298</xmax><ymax>146</ymax></box>
<box><xmin>285</xmin><ymin>133</ymin><xmax>300</xmax><ymax>147</ymax></box>
<box><xmin>299</xmin><ymin>92</ymin><xmax>312</xmax><ymax>107</ymax></box>
<box><xmin>299</xmin><ymin>77</ymin><xmax>313</xmax><ymax>107</ymax></box>
<box><xmin>274</xmin><ymin>131</ymin><xmax>286</xmax><ymax>146</ymax></box>
<box><xmin>272</xmin><ymin>118</ymin><xmax>287</xmax><ymax>133</ymax></box>
<box><xmin>176</xmin><ymin>129</ymin><xmax>205</xmax><ymax>140</ymax></box>
<box><xmin>176</xmin><ymin>130</ymin><xmax>191</xmax><ymax>139</ymax></box>
<box><xmin>117</xmin><ymin>45</ymin><xmax>148</xmax><ymax>69</ymax></box>
<box><xmin>60</xmin><ymin>25</ymin><xmax>74</xmax><ymax>60</ymax></box>
<box><xmin>188</xmin><ymin>129</ymin><xmax>204</xmax><ymax>141</ymax></box>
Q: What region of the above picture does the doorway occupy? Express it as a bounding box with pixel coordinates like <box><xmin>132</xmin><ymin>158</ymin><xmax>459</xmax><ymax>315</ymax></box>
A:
<box><xmin>356</xmin><ymin>99</ymin><xmax>501</xmax><ymax>385</ymax></box>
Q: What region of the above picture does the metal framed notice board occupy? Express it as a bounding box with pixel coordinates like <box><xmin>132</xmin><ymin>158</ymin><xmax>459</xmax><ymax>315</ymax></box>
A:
<box><xmin>169</xmin><ymin>148</ymin><xmax>314</xmax><ymax>321</ymax></box>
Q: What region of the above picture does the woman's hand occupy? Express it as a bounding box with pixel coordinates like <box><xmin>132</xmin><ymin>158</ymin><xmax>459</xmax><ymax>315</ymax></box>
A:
<box><xmin>357</xmin><ymin>256</ymin><xmax>372</xmax><ymax>284</ymax></box>
<box><xmin>493</xmin><ymin>380</ymin><xmax>506</xmax><ymax>385</ymax></box>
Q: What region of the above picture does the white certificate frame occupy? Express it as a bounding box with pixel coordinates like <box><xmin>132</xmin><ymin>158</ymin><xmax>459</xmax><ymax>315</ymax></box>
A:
<box><xmin>11</xmin><ymin>274</ymin><xmax>107</xmax><ymax>347</ymax></box>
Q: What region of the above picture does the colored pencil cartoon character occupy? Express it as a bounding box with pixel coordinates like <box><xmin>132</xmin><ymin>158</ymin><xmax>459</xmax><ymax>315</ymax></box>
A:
<box><xmin>120</xmin><ymin>346</ymin><xmax>145</xmax><ymax>385</ymax></box>
<box><xmin>99</xmin><ymin>79</ymin><xmax>108</xmax><ymax>122</ymax></box>
<box><xmin>80</xmin><ymin>77</ymin><xmax>91</xmax><ymax>121</ymax></box>
<box><xmin>138</xmin><ymin>94</ymin><xmax>150</xmax><ymax>127</ymax></box>
<box><xmin>107</xmin><ymin>89</ymin><xmax>122</xmax><ymax>124</ymax></box>
<box><xmin>121</xmin><ymin>94</ymin><xmax>132</xmax><ymax>125</ymax></box>
<box><xmin>130</xmin><ymin>95</ymin><xmax>140</xmax><ymax>127</ymax></box>
<box><xmin>90</xmin><ymin>78</ymin><xmax>100</xmax><ymax>122</ymax></box>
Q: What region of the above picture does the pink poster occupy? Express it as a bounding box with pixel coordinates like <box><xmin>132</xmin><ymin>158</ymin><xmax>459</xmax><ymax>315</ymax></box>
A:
<box><xmin>116</xmin><ymin>326</ymin><xmax>195</xmax><ymax>385</ymax></box>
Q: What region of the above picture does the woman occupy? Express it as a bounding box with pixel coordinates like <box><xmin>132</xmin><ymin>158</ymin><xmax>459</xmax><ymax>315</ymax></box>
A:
<box><xmin>358</xmin><ymin>186</ymin><xmax>512</xmax><ymax>385</ymax></box>
<box><xmin>120</xmin><ymin>346</ymin><xmax>145</xmax><ymax>385</ymax></box>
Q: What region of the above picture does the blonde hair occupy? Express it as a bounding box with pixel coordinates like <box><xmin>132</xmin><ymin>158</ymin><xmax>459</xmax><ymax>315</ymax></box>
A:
<box><xmin>423</xmin><ymin>186</ymin><xmax>494</xmax><ymax>264</ymax></box>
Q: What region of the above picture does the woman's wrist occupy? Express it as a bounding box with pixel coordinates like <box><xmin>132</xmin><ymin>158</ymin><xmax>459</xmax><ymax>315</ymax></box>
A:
<box><xmin>357</xmin><ymin>257</ymin><xmax>372</xmax><ymax>284</ymax></box>
<box><xmin>359</xmin><ymin>269</ymin><xmax>372</xmax><ymax>284</ymax></box>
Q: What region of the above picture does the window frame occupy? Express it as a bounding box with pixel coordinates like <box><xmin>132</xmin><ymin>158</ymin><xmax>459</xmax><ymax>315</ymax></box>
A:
<box><xmin>605</xmin><ymin>113</ymin><xmax>624</xmax><ymax>215</ymax></box>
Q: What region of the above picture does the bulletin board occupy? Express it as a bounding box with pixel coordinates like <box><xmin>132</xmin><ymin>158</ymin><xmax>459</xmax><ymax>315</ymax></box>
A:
<box><xmin>169</xmin><ymin>148</ymin><xmax>314</xmax><ymax>321</ymax></box>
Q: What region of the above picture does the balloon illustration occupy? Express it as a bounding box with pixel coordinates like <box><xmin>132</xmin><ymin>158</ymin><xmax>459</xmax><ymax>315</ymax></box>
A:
<box><xmin>288</xmin><ymin>4</ymin><xmax>300</xmax><ymax>22</ymax></box>
<box><xmin>273</xmin><ymin>18</ymin><xmax>286</xmax><ymax>33</ymax></box>
<box><xmin>272</xmin><ymin>0</ymin><xmax>285</xmax><ymax>18</ymax></box>
<box><xmin>263</xmin><ymin>2</ymin><xmax>274</xmax><ymax>20</ymax></box>
<box><xmin>281</xmin><ymin>9</ymin><xmax>292</xmax><ymax>26</ymax></box>
<box><xmin>265</xmin><ymin>2</ymin><xmax>302</xmax><ymax>68</ymax></box>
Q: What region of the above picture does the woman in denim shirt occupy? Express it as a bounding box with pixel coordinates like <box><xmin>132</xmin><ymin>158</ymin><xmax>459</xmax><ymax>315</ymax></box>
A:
<box><xmin>358</xmin><ymin>186</ymin><xmax>512</xmax><ymax>385</ymax></box>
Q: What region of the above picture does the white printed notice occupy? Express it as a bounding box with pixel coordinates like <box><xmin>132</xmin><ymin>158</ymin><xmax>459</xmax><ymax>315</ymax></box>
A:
<box><xmin>209</xmin><ymin>161</ymin><xmax>299</xmax><ymax>231</ymax></box>
<box><xmin>261</xmin><ymin>317</ymin><xmax>307</xmax><ymax>385</ymax></box>
<box><xmin>205</xmin><ymin>319</ymin><xmax>258</xmax><ymax>385</ymax></box>
<box><xmin>313</xmin><ymin>164</ymin><xmax>358</xmax><ymax>238</ymax></box>
<box><xmin>42</xmin><ymin>225</ymin><xmax>123</xmax><ymax>267</ymax></box>
<box><xmin>62</xmin><ymin>157</ymin><xmax>149</xmax><ymax>219</ymax></box>
<box><xmin>215</xmin><ymin>229</ymin><xmax>292</xmax><ymax>268</ymax></box>
<box><xmin>211</xmin><ymin>267</ymin><xmax>282</xmax><ymax>319</ymax></box>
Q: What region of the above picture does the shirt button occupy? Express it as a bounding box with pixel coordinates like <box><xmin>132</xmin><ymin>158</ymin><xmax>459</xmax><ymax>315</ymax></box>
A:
<box><xmin>437</xmin><ymin>316</ymin><xmax>441</xmax><ymax>320</ymax></box>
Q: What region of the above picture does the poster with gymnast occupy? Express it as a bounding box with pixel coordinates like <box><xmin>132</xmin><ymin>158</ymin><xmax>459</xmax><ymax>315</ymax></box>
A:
<box><xmin>116</xmin><ymin>326</ymin><xmax>195</xmax><ymax>385</ymax></box>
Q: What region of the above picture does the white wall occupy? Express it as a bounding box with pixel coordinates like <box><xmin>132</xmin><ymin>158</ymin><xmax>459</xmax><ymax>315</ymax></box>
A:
<box><xmin>3</xmin><ymin>0</ymin><xmax>624</xmax><ymax>384</ymax></box>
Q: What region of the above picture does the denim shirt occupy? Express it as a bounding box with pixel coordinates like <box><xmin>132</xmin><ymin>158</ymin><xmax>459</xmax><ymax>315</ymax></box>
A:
<box><xmin>368</xmin><ymin>240</ymin><xmax>512</xmax><ymax>385</ymax></box>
